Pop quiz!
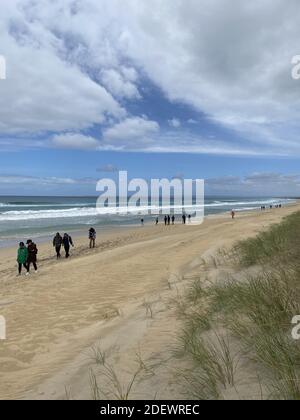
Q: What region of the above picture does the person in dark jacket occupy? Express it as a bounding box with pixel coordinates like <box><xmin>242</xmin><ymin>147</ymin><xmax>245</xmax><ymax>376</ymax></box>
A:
<box><xmin>89</xmin><ymin>228</ymin><xmax>96</xmax><ymax>249</ymax></box>
<box><xmin>53</xmin><ymin>233</ymin><xmax>63</xmax><ymax>259</ymax></box>
<box><xmin>63</xmin><ymin>233</ymin><xmax>74</xmax><ymax>258</ymax></box>
<box><xmin>17</xmin><ymin>242</ymin><xmax>28</xmax><ymax>276</ymax></box>
<box><xmin>26</xmin><ymin>239</ymin><xmax>38</xmax><ymax>274</ymax></box>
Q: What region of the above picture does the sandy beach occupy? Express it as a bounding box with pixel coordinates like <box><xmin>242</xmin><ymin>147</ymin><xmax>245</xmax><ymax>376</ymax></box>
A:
<box><xmin>0</xmin><ymin>204</ymin><xmax>299</xmax><ymax>400</ymax></box>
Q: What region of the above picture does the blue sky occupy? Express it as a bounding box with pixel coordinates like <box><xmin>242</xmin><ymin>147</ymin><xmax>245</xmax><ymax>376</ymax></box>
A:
<box><xmin>1</xmin><ymin>0</ymin><xmax>300</xmax><ymax>196</ymax></box>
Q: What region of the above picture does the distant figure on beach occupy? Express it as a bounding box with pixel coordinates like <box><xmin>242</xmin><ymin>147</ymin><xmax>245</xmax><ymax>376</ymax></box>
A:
<box><xmin>182</xmin><ymin>214</ymin><xmax>187</xmax><ymax>225</ymax></box>
<box><xmin>141</xmin><ymin>218</ymin><xmax>144</xmax><ymax>226</ymax></box>
<box><xmin>53</xmin><ymin>233</ymin><xmax>63</xmax><ymax>259</ymax></box>
<box><xmin>172</xmin><ymin>215</ymin><xmax>175</xmax><ymax>225</ymax></box>
<box><xmin>26</xmin><ymin>239</ymin><xmax>38</xmax><ymax>274</ymax></box>
<box><xmin>167</xmin><ymin>215</ymin><xmax>171</xmax><ymax>226</ymax></box>
<box><xmin>63</xmin><ymin>233</ymin><xmax>74</xmax><ymax>258</ymax></box>
<box><xmin>89</xmin><ymin>228</ymin><xmax>96</xmax><ymax>249</ymax></box>
<box><xmin>231</xmin><ymin>210</ymin><xmax>235</xmax><ymax>220</ymax></box>
<box><xmin>17</xmin><ymin>242</ymin><xmax>28</xmax><ymax>276</ymax></box>
<box><xmin>164</xmin><ymin>215</ymin><xmax>168</xmax><ymax>226</ymax></box>
<box><xmin>188</xmin><ymin>215</ymin><xmax>192</xmax><ymax>223</ymax></box>
<box><xmin>156</xmin><ymin>217</ymin><xmax>159</xmax><ymax>225</ymax></box>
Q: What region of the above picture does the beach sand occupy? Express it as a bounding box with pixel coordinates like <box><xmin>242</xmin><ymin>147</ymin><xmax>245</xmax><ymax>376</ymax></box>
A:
<box><xmin>0</xmin><ymin>204</ymin><xmax>299</xmax><ymax>400</ymax></box>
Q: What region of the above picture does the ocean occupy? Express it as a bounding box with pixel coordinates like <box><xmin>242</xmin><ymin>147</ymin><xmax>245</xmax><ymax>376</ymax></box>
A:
<box><xmin>0</xmin><ymin>196</ymin><xmax>295</xmax><ymax>248</ymax></box>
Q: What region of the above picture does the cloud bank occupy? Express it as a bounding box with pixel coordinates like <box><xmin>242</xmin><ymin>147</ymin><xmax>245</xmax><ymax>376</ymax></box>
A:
<box><xmin>1</xmin><ymin>172</ymin><xmax>300</xmax><ymax>197</ymax></box>
<box><xmin>1</xmin><ymin>1</ymin><xmax>300</xmax><ymax>155</ymax></box>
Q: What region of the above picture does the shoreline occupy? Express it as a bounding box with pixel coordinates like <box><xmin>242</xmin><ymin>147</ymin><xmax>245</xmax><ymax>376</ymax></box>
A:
<box><xmin>0</xmin><ymin>199</ymin><xmax>298</xmax><ymax>252</ymax></box>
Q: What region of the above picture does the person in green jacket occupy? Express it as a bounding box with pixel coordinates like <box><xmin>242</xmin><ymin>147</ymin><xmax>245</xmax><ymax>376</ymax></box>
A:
<box><xmin>17</xmin><ymin>242</ymin><xmax>28</xmax><ymax>276</ymax></box>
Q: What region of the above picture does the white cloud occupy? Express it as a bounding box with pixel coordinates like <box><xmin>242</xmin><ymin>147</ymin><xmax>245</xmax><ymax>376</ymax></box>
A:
<box><xmin>168</xmin><ymin>118</ymin><xmax>181</xmax><ymax>128</ymax></box>
<box><xmin>103</xmin><ymin>116</ymin><xmax>159</xmax><ymax>147</ymax></box>
<box><xmin>0</xmin><ymin>1</ymin><xmax>125</xmax><ymax>135</ymax></box>
<box><xmin>114</xmin><ymin>0</ymin><xmax>300</xmax><ymax>154</ymax></box>
<box><xmin>0</xmin><ymin>175</ymin><xmax>95</xmax><ymax>185</ymax></box>
<box><xmin>51</xmin><ymin>133</ymin><xmax>99</xmax><ymax>150</ymax></box>
<box><xmin>206</xmin><ymin>172</ymin><xmax>300</xmax><ymax>196</ymax></box>
<box><xmin>121</xmin><ymin>66</ymin><xmax>139</xmax><ymax>83</ymax></box>
<box><xmin>96</xmin><ymin>164</ymin><xmax>119</xmax><ymax>173</ymax></box>
<box><xmin>101</xmin><ymin>68</ymin><xmax>140</xmax><ymax>99</ymax></box>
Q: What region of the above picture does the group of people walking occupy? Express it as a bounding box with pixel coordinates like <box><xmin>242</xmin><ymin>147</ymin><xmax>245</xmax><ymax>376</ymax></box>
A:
<box><xmin>17</xmin><ymin>240</ymin><xmax>38</xmax><ymax>276</ymax></box>
<box><xmin>261</xmin><ymin>204</ymin><xmax>282</xmax><ymax>211</ymax></box>
<box><xmin>153</xmin><ymin>214</ymin><xmax>192</xmax><ymax>226</ymax></box>
<box><xmin>53</xmin><ymin>233</ymin><xmax>74</xmax><ymax>259</ymax></box>
<box><xmin>17</xmin><ymin>227</ymin><xmax>97</xmax><ymax>276</ymax></box>
<box><xmin>52</xmin><ymin>228</ymin><xmax>97</xmax><ymax>259</ymax></box>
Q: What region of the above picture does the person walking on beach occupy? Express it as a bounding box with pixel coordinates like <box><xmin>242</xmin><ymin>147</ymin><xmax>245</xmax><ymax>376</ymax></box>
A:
<box><xmin>156</xmin><ymin>217</ymin><xmax>159</xmax><ymax>225</ymax></box>
<box><xmin>164</xmin><ymin>215</ymin><xmax>168</xmax><ymax>226</ymax></box>
<box><xmin>17</xmin><ymin>242</ymin><xmax>28</xmax><ymax>276</ymax></box>
<box><xmin>182</xmin><ymin>214</ymin><xmax>187</xmax><ymax>225</ymax></box>
<box><xmin>53</xmin><ymin>233</ymin><xmax>63</xmax><ymax>259</ymax></box>
<box><xmin>63</xmin><ymin>233</ymin><xmax>74</xmax><ymax>258</ymax></box>
<box><xmin>172</xmin><ymin>215</ymin><xmax>175</xmax><ymax>225</ymax></box>
<box><xmin>89</xmin><ymin>228</ymin><xmax>96</xmax><ymax>249</ymax></box>
<box><xmin>231</xmin><ymin>210</ymin><xmax>235</xmax><ymax>220</ymax></box>
<box><xmin>188</xmin><ymin>215</ymin><xmax>192</xmax><ymax>223</ymax></box>
<box><xmin>26</xmin><ymin>239</ymin><xmax>38</xmax><ymax>274</ymax></box>
<box><xmin>167</xmin><ymin>215</ymin><xmax>171</xmax><ymax>226</ymax></box>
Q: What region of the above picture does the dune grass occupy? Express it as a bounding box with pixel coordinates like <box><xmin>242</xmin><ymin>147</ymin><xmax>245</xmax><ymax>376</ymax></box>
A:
<box><xmin>89</xmin><ymin>344</ymin><xmax>143</xmax><ymax>400</ymax></box>
<box><xmin>178</xmin><ymin>211</ymin><xmax>300</xmax><ymax>400</ymax></box>
<box><xmin>235</xmin><ymin>211</ymin><xmax>300</xmax><ymax>267</ymax></box>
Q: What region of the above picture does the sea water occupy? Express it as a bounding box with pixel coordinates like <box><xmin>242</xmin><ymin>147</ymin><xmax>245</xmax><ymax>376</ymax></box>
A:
<box><xmin>0</xmin><ymin>195</ymin><xmax>295</xmax><ymax>247</ymax></box>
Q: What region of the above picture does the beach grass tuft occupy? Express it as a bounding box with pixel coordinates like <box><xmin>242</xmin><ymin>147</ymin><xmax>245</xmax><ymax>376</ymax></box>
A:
<box><xmin>88</xmin><ymin>344</ymin><xmax>144</xmax><ymax>400</ymax></box>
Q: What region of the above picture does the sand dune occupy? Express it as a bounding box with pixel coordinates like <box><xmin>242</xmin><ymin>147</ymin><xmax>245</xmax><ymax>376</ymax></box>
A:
<box><xmin>0</xmin><ymin>204</ymin><xmax>299</xmax><ymax>400</ymax></box>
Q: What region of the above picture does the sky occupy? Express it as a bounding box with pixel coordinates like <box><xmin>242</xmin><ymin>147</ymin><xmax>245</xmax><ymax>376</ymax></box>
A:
<box><xmin>1</xmin><ymin>0</ymin><xmax>300</xmax><ymax>196</ymax></box>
